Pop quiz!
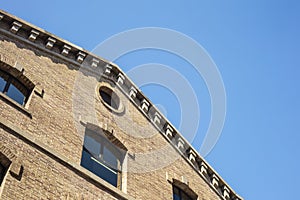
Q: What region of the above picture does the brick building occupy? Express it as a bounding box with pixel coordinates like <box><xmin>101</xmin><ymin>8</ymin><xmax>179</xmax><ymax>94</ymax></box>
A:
<box><xmin>0</xmin><ymin>10</ymin><xmax>242</xmax><ymax>200</ymax></box>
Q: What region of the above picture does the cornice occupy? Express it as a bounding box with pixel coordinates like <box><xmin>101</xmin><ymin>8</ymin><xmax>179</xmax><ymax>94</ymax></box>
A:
<box><xmin>0</xmin><ymin>10</ymin><xmax>242</xmax><ymax>200</ymax></box>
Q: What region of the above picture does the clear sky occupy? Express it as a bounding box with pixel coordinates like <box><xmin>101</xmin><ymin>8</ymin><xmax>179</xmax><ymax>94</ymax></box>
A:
<box><xmin>1</xmin><ymin>1</ymin><xmax>300</xmax><ymax>199</ymax></box>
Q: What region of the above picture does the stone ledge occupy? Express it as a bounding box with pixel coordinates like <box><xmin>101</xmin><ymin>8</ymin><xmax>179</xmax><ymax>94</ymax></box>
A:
<box><xmin>0</xmin><ymin>92</ymin><xmax>32</xmax><ymax>118</ymax></box>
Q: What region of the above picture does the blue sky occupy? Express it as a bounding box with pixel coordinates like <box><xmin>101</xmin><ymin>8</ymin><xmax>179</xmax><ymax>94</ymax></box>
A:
<box><xmin>1</xmin><ymin>1</ymin><xmax>300</xmax><ymax>199</ymax></box>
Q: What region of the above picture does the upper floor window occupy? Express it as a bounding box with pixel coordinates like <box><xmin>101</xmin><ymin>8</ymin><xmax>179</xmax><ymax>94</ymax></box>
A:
<box><xmin>172</xmin><ymin>181</ymin><xmax>198</xmax><ymax>200</ymax></box>
<box><xmin>0</xmin><ymin>163</ymin><xmax>7</xmax><ymax>186</ymax></box>
<box><xmin>100</xmin><ymin>89</ymin><xmax>119</xmax><ymax>110</ymax></box>
<box><xmin>0</xmin><ymin>153</ymin><xmax>11</xmax><ymax>187</ymax></box>
<box><xmin>80</xmin><ymin>127</ymin><xmax>126</xmax><ymax>188</ymax></box>
<box><xmin>98</xmin><ymin>85</ymin><xmax>124</xmax><ymax>114</ymax></box>
<box><xmin>173</xmin><ymin>185</ymin><xmax>195</xmax><ymax>200</ymax></box>
<box><xmin>0</xmin><ymin>68</ymin><xmax>30</xmax><ymax>106</ymax></box>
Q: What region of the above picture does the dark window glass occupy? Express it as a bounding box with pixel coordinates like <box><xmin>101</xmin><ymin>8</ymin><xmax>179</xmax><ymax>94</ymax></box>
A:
<box><xmin>173</xmin><ymin>186</ymin><xmax>181</xmax><ymax>200</ymax></box>
<box><xmin>0</xmin><ymin>77</ymin><xmax>6</xmax><ymax>92</ymax></box>
<box><xmin>81</xmin><ymin>129</ymin><xmax>122</xmax><ymax>187</ymax></box>
<box><xmin>84</xmin><ymin>135</ymin><xmax>101</xmax><ymax>156</ymax></box>
<box><xmin>103</xmin><ymin>146</ymin><xmax>118</xmax><ymax>169</ymax></box>
<box><xmin>173</xmin><ymin>185</ymin><xmax>194</xmax><ymax>200</ymax></box>
<box><xmin>100</xmin><ymin>90</ymin><xmax>119</xmax><ymax>110</ymax></box>
<box><xmin>0</xmin><ymin>69</ymin><xmax>30</xmax><ymax>105</ymax></box>
<box><xmin>81</xmin><ymin>148</ymin><xmax>118</xmax><ymax>186</ymax></box>
<box><xmin>6</xmin><ymin>84</ymin><xmax>25</xmax><ymax>105</ymax></box>
<box><xmin>0</xmin><ymin>163</ymin><xmax>7</xmax><ymax>186</ymax></box>
<box><xmin>182</xmin><ymin>192</ymin><xmax>191</xmax><ymax>200</ymax></box>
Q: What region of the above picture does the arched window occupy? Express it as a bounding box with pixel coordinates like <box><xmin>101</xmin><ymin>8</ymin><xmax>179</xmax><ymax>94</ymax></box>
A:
<box><xmin>0</xmin><ymin>152</ymin><xmax>11</xmax><ymax>187</ymax></box>
<box><xmin>80</xmin><ymin>125</ymin><xmax>126</xmax><ymax>188</ymax></box>
<box><xmin>172</xmin><ymin>179</ymin><xmax>198</xmax><ymax>200</ymax></box>
<box><xmin>0</xmin><ymin>68</ymin><xmax>32</xmax><ymax>106</ymax></box>
<box><xmin>0</xmin><ymin>162</ymin><xmax>8</xmax><ymax>186</ymax></box>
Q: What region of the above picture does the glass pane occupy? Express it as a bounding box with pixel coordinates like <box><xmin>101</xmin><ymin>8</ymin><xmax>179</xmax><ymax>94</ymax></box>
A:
<box><xmin>182</xmin><ymin>192</ymin><xmax>192</xmax><ymax>200</ymax></box>
<box><xmin>0</xmin><ymin>163</ymin><xmax>6</xmax><ymax>186</ymax></box>
<box><xmin>173</xmin><ymin>193</ymin><xmax>181</xmax><ymax>200</ymax></box>
<box><xmin>10</xmin><ymin>78</ymin><xmax>28</xmax><ymax>97</ymax></box>
<box><xmin>6</xmin><ymin>84</ymin><xmax>25</xmax><ymax>105</ymax></box>
<box><xmin>83</xmin><ymin>135</ymin><xmax>101</xmax><ymax>156</ymax></box>
<box><xmin>81</xmin><ymin>149</ymin><xmax>118</xmax><ymax>187</ymax></box>
<box><xmin>173</xmin><ymin>186</ymin><xmax>181</xmax><ymax>200</ymax></box>
<box><xmin>100</xmin><ymin>90</ymin><xmax>118</xmax><ymax>110</ymax></box>
<box><xmin>103</xmin><ymin>146</ymin><xmax>118</xmax><ymax>169</ymax></box>
<box><xmin>0</xmin><ymin>76</ymin><xmax>6</xmax><ymax>92</ymax></box>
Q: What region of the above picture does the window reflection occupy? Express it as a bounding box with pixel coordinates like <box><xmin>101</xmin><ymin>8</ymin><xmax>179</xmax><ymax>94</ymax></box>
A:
<box><xmin>0</xmin><ymin>77</ymin><xmax>6</xmax><ymax>92</ymax></box>
<box><xmin>0</xmin><ymin>69</ymin><xmax>29</xmax><ymax>105</ymax></box>
<box><xmin>81</xmin><ymin>128</ymin><xmax>124</xmax><ymax>188</ymax></box>
<box><xmin>6</xmin><ymin>84</ymin><xmax>25</xmax><ymax>105</ymax></box>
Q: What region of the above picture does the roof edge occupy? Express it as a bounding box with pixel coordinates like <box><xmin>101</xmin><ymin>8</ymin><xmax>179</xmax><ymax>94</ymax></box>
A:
<box><xmin>0</xmin><ymin>9</ymin><xmax>242</xmax><ymax>200</ymax></box>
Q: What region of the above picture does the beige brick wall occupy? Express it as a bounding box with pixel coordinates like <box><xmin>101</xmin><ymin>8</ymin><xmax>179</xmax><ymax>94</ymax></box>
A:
<box><xmin>0</xmin><ymin>128</ymin><xmax>121</xmax><ymax>200</ymax></box>
<box><xmin>0</xmin><ymin>33</ymin><xmax>222</xmax><ymax>200</ymax></box>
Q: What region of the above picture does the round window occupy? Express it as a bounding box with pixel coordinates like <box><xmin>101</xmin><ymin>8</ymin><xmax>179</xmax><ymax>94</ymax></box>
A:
<box><xmin>98</xmin><ymin>86</ymin><xmax>124</xmax><ymax>113</ymax></box>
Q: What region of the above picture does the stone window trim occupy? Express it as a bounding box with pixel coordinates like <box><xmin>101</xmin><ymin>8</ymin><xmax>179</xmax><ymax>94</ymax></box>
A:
<box><xmin>168</xmin><ymin>177</ymin><xmax>198</xmax><ymax>200</ymax></box>
<box><xmin>80</xmin><ymin>122</ymin><xmax>128</xmax><ymax>190</ymax></box>
<box><xmin>0</xmin><ymin>144</ymin><xmax>23</xmax><ymax>178</ymax></box>
<box><xmin>82</xmin><ymin>122</ymin><xmax>128</xmax><ymax>152</ymax></box>
<box><xmin>0</xmin><ymin>144</ymin><xmax>23</xmax><ymax>199</ymax></box>
<box><xmin>96</xmin><ymin>83</ymin><xmax>125</xmax><ymax>115</ymax></box>
<box><xmin>0</xmin><ymin>59</ymin><xmax>36</xmax><ymax>117</ymax></box>
<box><xmin>0</xmin><ymin>155</ymin><xmax>10</xmax><ymax>187</ymax></box>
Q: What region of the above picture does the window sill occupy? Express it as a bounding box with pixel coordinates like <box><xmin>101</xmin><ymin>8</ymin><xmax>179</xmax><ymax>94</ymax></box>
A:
<box><xmin>0</xmin><ymin>92</ymin><xmax>32</xmax><ymax>118</ymax></box>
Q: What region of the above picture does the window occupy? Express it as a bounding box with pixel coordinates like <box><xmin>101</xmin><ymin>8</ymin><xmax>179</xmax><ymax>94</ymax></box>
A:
<box><xmin>173</xmin><ymin>185</ymin><xmax>194</xmax><ymax>200</ymax></box>
<box><xmin>0</xmin><ymin>153</ymin><xmax>11</xmax><ymax>187</ymax></box>
<box><xmin>100</xmin><ymin>90</ymin><xmax>119</xmax><ymax>110</ymax></box>
<box><xmin>0</xmin><ymin>69</ymin><xmax>30</xmax><ymax>105</ymax></box>
<box><xmin>98</xmin><ymin>85</ymin><xmax>124</xmax><ymax>113</ymax></box>
<box><xmin>0</xmin><ymin>163</ymin><xmax>7</xmax><ymax>186</ymax></box>
<box><xmin>81</xmin><ymin>128</ymin><xmax>125</xmax><ymax>188</ymax></box>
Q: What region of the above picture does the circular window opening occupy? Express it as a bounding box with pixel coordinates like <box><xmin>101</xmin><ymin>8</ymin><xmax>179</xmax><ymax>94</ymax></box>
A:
<box><xmin>99</xmin><ymin>86</ymin><xmax>124</xmax><ymax>113</ymax></box>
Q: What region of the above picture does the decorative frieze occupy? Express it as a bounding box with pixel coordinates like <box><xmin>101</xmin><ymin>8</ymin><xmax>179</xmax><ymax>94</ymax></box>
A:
<box><xmin>10</xmin><ymin>21</ymin><xmax>22</xmax><ymax>34</ymax></box>
<box><xmin>199</xmin><ymin>161</ymin><xmax>208</xmax><ymax>177</ymax></box>
<box><xmin>46</xmin><ymin>37</ymin><xmax>56</xmax><ymax>49</ymax></box>
<box><xmin>91</xmin><ymin>58</ymin><xmax>99</xmax><ymax>68</ymax></box>
<box><xmin>177</xmin><ymin>137</ymin><xmax>185</xmax><ymax>152</ymax></box>
<box><xmin>153</xmin><ymin>112</ymin><xmax>161</xmax><ymax>126</ymax></box>
<box><xmin>211</xmin><ymin>174</ymin><xmax>219</xmax><ymax>189</ymax></box>
<box><xmin>61</xmin><ymin>45</ymin><xmax>71</xmax><ymax>56</ymax></box>
<box><xmin>104</xmin><ymin>64</ymin><xmax>112</xmax><ymax>75</ymax></box>
<box><xmin>165</xmin><ymin>124</ymin><xmax>174</xmax><ymax>140</ymax></box>
<box><xmin>141</xmin><ymin>99</ymin><xmax>150</xmax><ymax>113</ymax></box>
<box><xmin>129</xmin><ymin>86</ymin><xmax>137</xmax><ymax>99</ymax></box>
<box><xmin>223</xmin><ymin>185</ymin><xmax>231</xmax><ymax>200</ymax></box>
<box><xmin>188</xmin><ymin>149</ymin><xmax>197</xmax><ymax>164</ymax></box>
<box><xmin>117</xmin><ymin>73</ymin><xmax>125</xmax><ymax>85</ymax></box>
<box><xmin>0</xmin><ymin>11</ymin><xmax>242</xmax><ymax>200</ymax></box>
<box><xmin>76</xmin><ymin>52</ymin><xmax>86</xmax><ymax>63</ymax></box>
<box><xmin>28</xmin><ymin>29</ymin><xmax>39</xmax><ymax>42</ymax></box>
